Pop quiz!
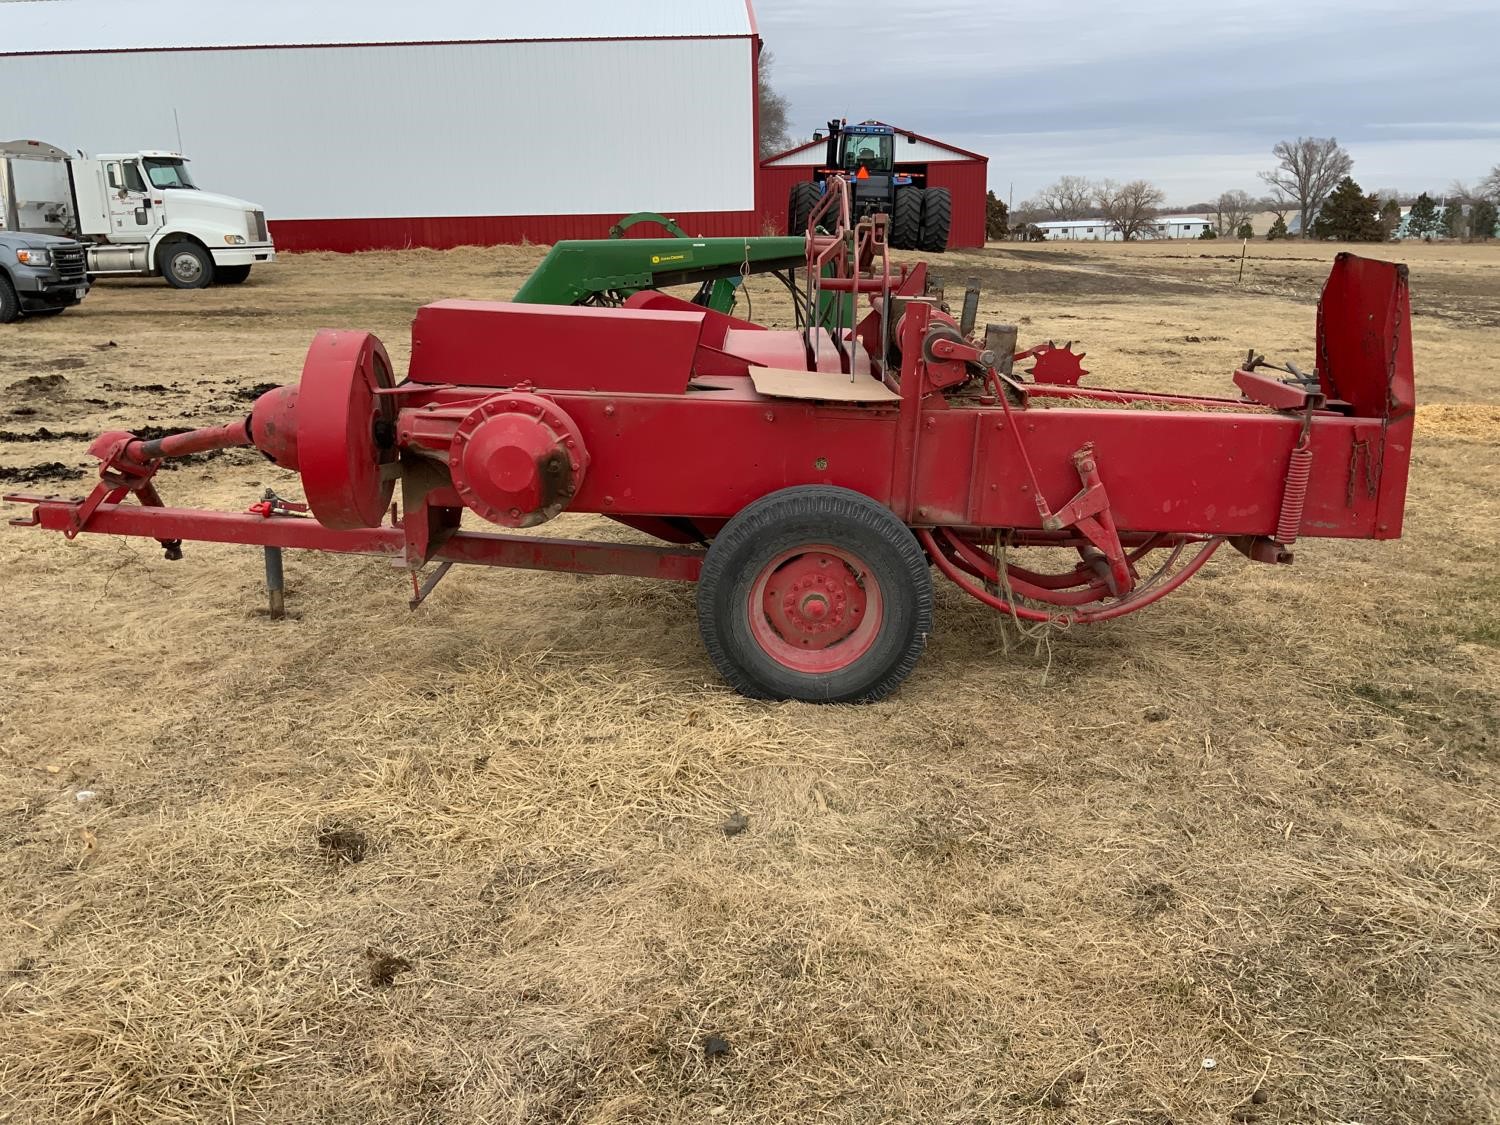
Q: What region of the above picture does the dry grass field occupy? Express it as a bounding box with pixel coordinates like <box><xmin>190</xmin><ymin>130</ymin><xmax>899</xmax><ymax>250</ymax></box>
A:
<box><xmin>1</xmin><ymin>237</ymin><xmax>1497</xmax><ymax>1124</ymax></box>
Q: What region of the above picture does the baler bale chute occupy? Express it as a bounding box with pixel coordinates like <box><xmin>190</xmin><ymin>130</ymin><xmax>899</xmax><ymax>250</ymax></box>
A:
<box><xmin>5</xmin><ymin>175</ymin><xmax>1414</xmax><ymax>702</ymax></box>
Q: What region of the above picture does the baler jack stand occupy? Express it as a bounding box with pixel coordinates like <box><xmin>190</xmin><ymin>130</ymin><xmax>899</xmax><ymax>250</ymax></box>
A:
<box><xmin>409</xmin><ymin>561</ymin><xmax>454</xmax><ymax>610</ymax></box>
<box><xmin>263</xmin><ymin>547</ymin><xmax>286</xmax><ymax>620</ymax></box>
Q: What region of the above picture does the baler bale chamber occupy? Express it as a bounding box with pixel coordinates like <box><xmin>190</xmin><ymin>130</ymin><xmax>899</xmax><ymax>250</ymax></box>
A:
<box><xmin>4</xmin><ymin>177</ymin><xmax>1414</xmax><ymax>702</ymax></box>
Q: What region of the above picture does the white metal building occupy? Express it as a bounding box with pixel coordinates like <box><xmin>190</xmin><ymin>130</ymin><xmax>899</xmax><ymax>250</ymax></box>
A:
<box><xmin>1034</xmin><ymin>216</ymin><xmax>1216</xmax><ymax>241</ymax></box>
<box><xmin>0</xmin><ymin>0</ymin><xmax>762</xmax><ymax>251</ymax></box>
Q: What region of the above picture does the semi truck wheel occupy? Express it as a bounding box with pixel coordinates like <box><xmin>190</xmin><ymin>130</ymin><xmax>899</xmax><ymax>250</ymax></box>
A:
<box><xmin>891</xmin><ymin>186</ymin><xmax>923</xmax><ymax>251</ymax></box>
<box><xmin>697</xmin><ymin>485</ymin><xmax>933</xmax><ymax>702</ymax></box>
<box><xmin>788</xmin><ymin>182</ymin><xmax>819</xmax><ymax>237</ymax></box>
<box><xmin>0</xmin><ymin>275</ymin><xmax>19</xmax><ymax>323</ymax></box>
<box><xmin>216</xmin><ymin>265</ymin><xmax>252</xmax><ymax>285</ymax></box>
<box><xmin>160</xmin><ymin>241</ymin><xmax>213</xmax><ymax>289</ymax></box>
<box><xmin>919</xmin><ymin>188</ymin><xmax>953</xmax><ymax>253</ymax></box>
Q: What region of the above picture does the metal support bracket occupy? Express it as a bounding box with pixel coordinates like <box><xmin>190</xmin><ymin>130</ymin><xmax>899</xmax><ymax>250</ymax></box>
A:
<box><xmin>1038</xmin><ymin>445</ymin><xmax>1135</xmax><ymax>597</ymax></box>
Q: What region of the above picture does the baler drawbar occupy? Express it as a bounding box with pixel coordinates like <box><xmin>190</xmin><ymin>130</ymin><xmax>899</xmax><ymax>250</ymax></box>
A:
<box><xmin>5</xmin><ymin>176</ymin><xmax>1414</xmax><ymax>702</ymax></box>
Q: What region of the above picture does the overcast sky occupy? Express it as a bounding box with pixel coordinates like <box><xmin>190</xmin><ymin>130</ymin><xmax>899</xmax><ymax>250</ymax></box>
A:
<box><xmin>754</xmin><ymin>0</ymin><xmax>1500</xmax><ymax>206</ymax></box>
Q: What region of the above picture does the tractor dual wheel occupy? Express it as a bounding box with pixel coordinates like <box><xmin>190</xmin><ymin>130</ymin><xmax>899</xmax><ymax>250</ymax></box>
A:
<box><xmin>891</xmin><ymin>186</ymin><xmax>924</xmax><ymax>251</ymax></box>
<box><xmin>920</xmin><ymin>188</ymin><xmax>952</xmax><ymax>253</ymax></box>
<box><xmin>788</xmin><ymin>182</ymin><xmax>820</xmax><ymax>237</ymax></box>
<box><xmin>697</xmin><ymin>486</ymin><xmax>933</xmax><ymax>703</ymax></box>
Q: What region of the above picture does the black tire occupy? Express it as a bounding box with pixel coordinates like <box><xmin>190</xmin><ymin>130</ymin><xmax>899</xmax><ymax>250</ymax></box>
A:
<box><xmin>697</xmin><ymin>485</ymin><xmax>933</xmax><ymax>703</ymax></box>
<box><xmin>891</xmin><ymin>186</ymin><xmax>923</xmax><ymax>251</ymax></box>
<box><xmin>0</xmin><ymin>274</ymin><xmax>19</xmax><ymax>324</ymax></box>
<box><xmin>920</xmin><ymin>188</ymin><xmax>952</xmax><ymax>253</ymax></box>
<box><xmin>788</xmin><ymin>182</ymin><xmax>820</xmax><ymax>237</ymax></box>
<box><xmin>159</xmin><ymin>240</ymin><xmax>213</xmax><ymax>289</ymax></box>
<box><xmin>216</xmin><ymin>264</ymin><xmax>252</xmax><ymax>285</ymax></box>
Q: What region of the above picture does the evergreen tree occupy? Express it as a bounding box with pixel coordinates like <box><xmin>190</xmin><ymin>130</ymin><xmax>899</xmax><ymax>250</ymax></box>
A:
<box><xmin>1312</xmin><ymin>177</ymin><xmax>1382</xmax><ymax>241</ymax></box>
<box><xmin>1379</xmin><ymin>198</ymin><xmax>1402</xmax><ymax>240</ymax></box>
<box><xmin>1198</xmin><ymin>226</ymin><xmax>1218</xmax><ymax>239</ymax></box>
<box><xmin>1441</xmin><ymin>201</ymin><xmax>1465</xmax><ymax>239</ymax></box>
<box><xmin>1267</xmin><ymin>216</ymin><xmax>1288</xmax><ymax>240</ymax></box>
<box><xmin>1471</xmin><ymin>199</ymin><xmax>1498</xmax><ymax>241</ymax></box>
<box><xmin>1406</xmin><ymin>193</ymin><xmax>1440</xmax><ymax>240</ymax></box>
<box><xmin>1236</xmin><ymin>221</ymin><xmax>1254</xmax><ymax>239</ymax></box>
<box><xmin>985</xmin><ymin>191</ymin><xmax>1010</xmax><ymax>241</ymax></box>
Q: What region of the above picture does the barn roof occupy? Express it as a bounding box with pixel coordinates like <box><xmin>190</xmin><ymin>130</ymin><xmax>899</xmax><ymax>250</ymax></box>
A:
<box><xmin>0</xmin><ymin>0</ymin><xmax>758</xmax><ymax>55</ymax></box>
<box><xmin>761</xmin><ymin>123</ymin><xmax>988</xmax><ymax>167</ymax></box>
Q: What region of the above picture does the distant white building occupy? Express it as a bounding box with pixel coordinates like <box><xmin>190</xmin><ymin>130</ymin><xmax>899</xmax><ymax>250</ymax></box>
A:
<box><xmin>1032</xmin><ymin>215</ymin><xmax>1216</xmax><ymax>241</ymax></box>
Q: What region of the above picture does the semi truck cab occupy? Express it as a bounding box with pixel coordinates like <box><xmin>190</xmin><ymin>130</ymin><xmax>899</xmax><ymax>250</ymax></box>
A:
<box><xmin>0</xmin><ymin>139</ymin><xmax>275</xmax><ymax>288</ymax></box>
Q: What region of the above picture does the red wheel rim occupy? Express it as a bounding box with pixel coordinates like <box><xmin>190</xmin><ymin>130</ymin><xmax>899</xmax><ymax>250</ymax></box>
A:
<box><xmin>747</xmin><ymin>544</ymin><xmax>883</xmax><ymax>674</ymax></box>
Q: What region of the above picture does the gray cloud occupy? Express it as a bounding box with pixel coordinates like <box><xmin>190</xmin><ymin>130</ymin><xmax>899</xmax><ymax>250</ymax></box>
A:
<box><xmin>756</xmin><ymin>0</ymin><xmax>1500</xmax><ymax>202</ymax></box>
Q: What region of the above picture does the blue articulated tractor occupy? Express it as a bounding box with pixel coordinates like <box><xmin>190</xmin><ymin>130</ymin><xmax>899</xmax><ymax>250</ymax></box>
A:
<box><xmin>787</xmin><ymin>119</ymin><xmax>952</xmax><ymax>252</ymax></box>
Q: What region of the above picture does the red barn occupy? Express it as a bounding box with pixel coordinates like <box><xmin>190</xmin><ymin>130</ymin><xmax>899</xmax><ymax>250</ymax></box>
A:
<box><xmin>758</xmin><ymin>125</ymin><xmax>990</xmax><ymax>248</ymax></box>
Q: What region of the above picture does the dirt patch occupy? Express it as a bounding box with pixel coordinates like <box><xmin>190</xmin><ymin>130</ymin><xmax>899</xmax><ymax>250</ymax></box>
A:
<box><xmin>315</xmin><ymin>823</ymin><xmax>369</xmax><ymax>864</ymax></box>
<box><xmin>365</xmin><ymin>949</ymin><xmax>412</xmax><ymax>988</ymax></box>
<box><xmin>6</xmin><ymin>372</ymin><xmax>72</xmax><ymax>395</ymax></box>
<box><xmin>0</xmin><ymin>427</ymin><xmax>94</xmax><ymax>443</ymax></box>
<box><xmin>0</xmin><ymin>461</ymin><xmax>85</xmax><ymax>483</ymax></box>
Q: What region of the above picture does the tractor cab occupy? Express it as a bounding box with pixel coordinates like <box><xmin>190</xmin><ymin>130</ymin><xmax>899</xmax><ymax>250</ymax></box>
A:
<box><xmin>838</xmin><ymin>128</ymin><xmax>894</xmax><ymax>177</ymax></box>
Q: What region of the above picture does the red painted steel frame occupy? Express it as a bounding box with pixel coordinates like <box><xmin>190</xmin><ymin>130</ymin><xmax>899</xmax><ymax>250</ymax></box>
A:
<box><xmin>3</xmin><ymin>245</ymin><xmax>1412</xmax><ymax>631</ymax></box>
<box><xmin>6</xmin><ymin>499</ymin><xmax>704</xmax><ymax>582</ymax></box>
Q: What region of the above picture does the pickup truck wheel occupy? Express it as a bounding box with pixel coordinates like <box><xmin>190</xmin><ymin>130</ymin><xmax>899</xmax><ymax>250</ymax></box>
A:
<box><xmin>0</xmin><ymin>275</ymin><xmax>19</xmax><ymax>323</ymax></box>
<box><xmin>216</xmin><ymin>265</ymin><xmax>252</xmax><ymax>285</ymax></box>
<box><xmin>161</xmin><ymin>241</ymin><xmax>213</xmax><ymax>289</ymax></box>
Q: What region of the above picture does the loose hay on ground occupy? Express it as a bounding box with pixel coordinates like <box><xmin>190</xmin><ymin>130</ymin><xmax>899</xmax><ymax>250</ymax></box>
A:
<box><xmin>1</xmin><ymin>240</ymin><xmax>1497</xmax><ymax>1124</ymax></box>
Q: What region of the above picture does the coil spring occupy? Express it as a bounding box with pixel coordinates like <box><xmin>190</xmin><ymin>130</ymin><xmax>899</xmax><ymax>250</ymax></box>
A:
<box><xmin>1275</xmin><ymin>444</ymin><xmax>1314</xmax><ymax>545</ymax></box>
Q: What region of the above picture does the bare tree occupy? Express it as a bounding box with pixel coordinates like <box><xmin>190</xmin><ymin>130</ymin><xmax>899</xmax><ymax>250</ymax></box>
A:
<box><xmin>1262</xmin><ymin>194</ymin><xmax>1294</xmax><ymax>224</ymax></box>
<box><xmin>1010</xmin><ymin>198</ymin><xmax>1047</xmax><ymax>227</ymax></box>
<box><xmin>1481</xmin><ymin>165</ymin><xmax>1500</xmax><ymax>202</ymax></box>
<box><xmin>1447</xmin><ymin>180</ymin><xmax>1477</xmax><ymax>205</ymax></box>
<box><xmin>1096</xmin><ymin>179</ymin><xmax>1166</xmax><ymax>240</ymax></box>
<box><xmin>1036</xmin><ymin>175</ymin><xmax>1096</xmax><ymax>220</ymax></box>
<box><xmin>757</xmin><ymin>50</ymin><xmax>792</xmax><ymax>158</ymax></box>
<box><xmin>1259</xmin><ymin>137</ymin><xmax>1353</xmax><ymax>237</ymax></box>
<box><xmin>1213</xmin><ymin>189</ymin><xmax>1256</xmax><ymax>237</ymax></box>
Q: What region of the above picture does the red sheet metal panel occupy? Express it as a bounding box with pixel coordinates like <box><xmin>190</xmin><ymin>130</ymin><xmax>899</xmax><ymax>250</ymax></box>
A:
<box><xmin>756</xmin><ymin>160</ymin><xmax>989</xmax><ymax>248</ymax></box>
<box><xmin>408</xmin><ymin>301</ymin><xmax>705</xmax><ymax>394</ymax></box>
<box><xmin>269</xmin><ymin>210</ymin><xmax>761</xmax><ymax>252</ymax></box>
<box><xmin>923</xmin><ymin>161</ymin><xmax>989</xmax><ymax>249</ymax></box>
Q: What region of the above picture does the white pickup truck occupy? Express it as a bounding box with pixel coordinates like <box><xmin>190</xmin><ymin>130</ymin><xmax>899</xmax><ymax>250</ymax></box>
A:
<box><xmin>0</xmin><ymin>139</ymin><xmax>276</xmax><ymax>289</ymax></box>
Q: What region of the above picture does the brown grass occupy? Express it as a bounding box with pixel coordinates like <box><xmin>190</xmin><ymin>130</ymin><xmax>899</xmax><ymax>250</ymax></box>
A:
<box><xmin>1</xmin><ymin>239</ymin><xmax>1497</xmax><ymax>1124</ymax></box>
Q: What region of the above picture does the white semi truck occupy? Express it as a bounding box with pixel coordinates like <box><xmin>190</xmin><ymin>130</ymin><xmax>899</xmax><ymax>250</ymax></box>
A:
<box><xmin>0</xmin><ymin>139</ymin><xmax>276</xmax><ymax>289</ymax></box>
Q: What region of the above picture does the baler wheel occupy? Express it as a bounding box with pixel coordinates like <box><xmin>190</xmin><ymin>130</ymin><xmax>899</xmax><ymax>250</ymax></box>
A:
<box><xmin>697</xmin><ymin>486</ymin><xmax>932</xmax><ymax>703</ymax></box>
<box><xmin>919</xmin><ymin>188</ymin><xmax>952</xmax><ymax>253</ymax></box>
<box><xmin>788</xmin><ymin>182</ymin><xmax>820</xmax><ymax>237</ymax></box>
<box><xmin>891</xmin><ymin>186</ymin><xmax>924</xmax><ymax>251</ymax></box>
